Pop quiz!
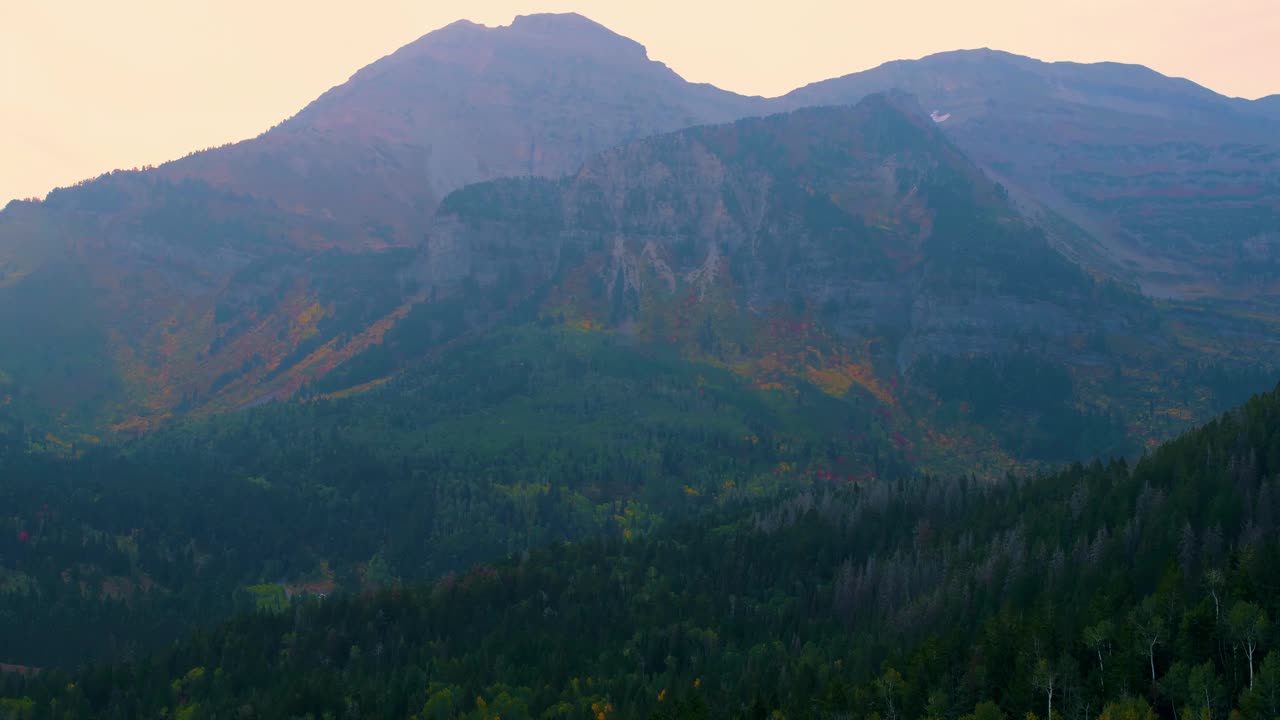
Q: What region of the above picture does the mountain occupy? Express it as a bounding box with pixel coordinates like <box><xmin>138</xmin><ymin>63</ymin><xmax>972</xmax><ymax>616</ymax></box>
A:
<box><xmin>159</xmin><ymin>12</ymin><xmax>764</xmax><ymax>246</ymax></box>
<box><xmin>0</xmin><ymin>14</ymin><xmax>762</xmax><ymax>432</ymax></box>
<box><xmin>0</xmin><ymin>18</ymin><xmax>1275</xmax><ymax>453</ymax></box>
<box><xmin>782</xmin><ymin>49</ymin><xmax>1280</xmax><ymax>302</ymax></box>
<box><xmin>388</xmin><ymin>95</ymin><xmax>1270</xmax><ymax>472</ymax></box>
<box><xmin>4</xmin><ymin>378</ymin><xmax>1278</xmax><ymax>720</ymax></box>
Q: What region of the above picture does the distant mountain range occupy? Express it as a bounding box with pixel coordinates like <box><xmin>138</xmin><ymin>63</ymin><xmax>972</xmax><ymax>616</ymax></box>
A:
<box><xmin>0</xmin><ymin>13</ymin><xmax>1276</xmax><ymax>473</ymax></box>
<box><xmin>781</xmin><ymin>48</ymin><xmax>1280</xmax><ymax>301</ymax></box>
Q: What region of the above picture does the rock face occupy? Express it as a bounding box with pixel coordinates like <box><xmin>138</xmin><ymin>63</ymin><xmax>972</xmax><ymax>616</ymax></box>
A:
<box><xmin>394</xmin><ymin>97</ymin><xmax>1272</xmax><ymax>470</ymax></box>
<box><xmin>417</xmin><ymin>96</ymin><xmax>1106</xmax><ymax>344</ymax></box>
<box><xmin>779</xmin><ymin>49</ymin><xmax>1280</xmax><ymax>301</ymax></box>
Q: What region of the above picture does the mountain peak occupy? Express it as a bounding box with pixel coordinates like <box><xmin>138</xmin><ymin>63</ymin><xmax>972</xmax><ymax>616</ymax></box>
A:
<box><xmin>509</xmin><ymin>11</ymin><xmax>616</xmax><ymax>34</ymax></box>
<box><xmin>340</xmin><ymin>12</ymin><xmax>648</xmax><ymax>84</ymax></box>
<box><xmin>918</xmin><ymin>47</ymin><xmax>1033</xmax><ymax>63</ymax></box>
<box><xmin>505</xmin><ymin>12</ymin><xmax>649</xmax><ymax>61</ymax></box>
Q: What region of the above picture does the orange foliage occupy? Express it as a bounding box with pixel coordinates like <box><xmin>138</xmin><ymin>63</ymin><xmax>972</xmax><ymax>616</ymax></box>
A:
<box><xmin>272</xmin><ymin>295</ymin><xmax>423</xmax><ymax>399</ymax></box>
<box><xmin>808</xmin><ymin>356</ymin><xmax>897</xmax><ymax>407</ymax></box>
<box><xmin>731</xmin><ymin>336</ymin><xmax>897</xmax><ymax>408</ymax></box>
<box><xmin>315</xmin><ymin>376</ymin><xmax>393</xmax><ymax>401</ymax></box>
<box><xmin>110</xmin><ymin>415</ymin><xmax>164</xmax><ymax>436</ymax></box>
<box><xmin>286</xmin><ymin>560</ymin><xmax>337</xmax><ymax>598</ymax></box>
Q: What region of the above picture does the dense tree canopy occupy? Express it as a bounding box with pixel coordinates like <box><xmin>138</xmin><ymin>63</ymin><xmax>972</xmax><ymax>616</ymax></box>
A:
<box><xmin>2</xmin><ymin>375</ymin><xmax>1277</xmax><ymax>720</ymax></box>
<box><xmin>0</xmin><ymin>327</ymin><xmax>905</xmax><ymax>667</ymax></box>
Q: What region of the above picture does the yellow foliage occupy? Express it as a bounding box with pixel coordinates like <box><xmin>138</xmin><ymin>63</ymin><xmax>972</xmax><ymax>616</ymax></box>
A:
<box><xmin>43</xmin><ymin>432</ymin><xmax>71</xmax><ymax>449</ymax></box>
<box><xmin>294</xmin><ymin>302</ymin><xmax>327</xmax><ymax>338</ymax></box>
<box><xmin>804</xmin><ymin>357</ymin><xmax>896</xmax><ymax>406</ymax></box>
<box><xmin>682</xmin><ymin>485</ymin><xmax>700</xmax><ymax>496</ymax></box>
<box><xmin>111</xmin><ymin>415</ymin><xmax>161</xmax><ymax>435</ymax></box>
<box><xmin>805</xmin><ymin>365</ymin><xmax>855</xmax><ymax>397</ymax></box>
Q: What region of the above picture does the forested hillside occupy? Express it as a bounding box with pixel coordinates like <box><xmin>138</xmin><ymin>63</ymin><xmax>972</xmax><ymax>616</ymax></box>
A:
<box><xmin>0</xmin><ymin>326</ymin><xmax>905</xmax><ymax>667</ymax></box>
<box><xmin>3</xmin><ymin>381</ymin><xmax>1277</xmax><ymax>719</ymax></box>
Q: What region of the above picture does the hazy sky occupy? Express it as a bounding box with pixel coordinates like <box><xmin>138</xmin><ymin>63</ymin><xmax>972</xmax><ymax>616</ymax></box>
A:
<box><xmin>2</xmin><ymin>0</ymin><xmax>1277</xmax><ymax>206</ymax></box>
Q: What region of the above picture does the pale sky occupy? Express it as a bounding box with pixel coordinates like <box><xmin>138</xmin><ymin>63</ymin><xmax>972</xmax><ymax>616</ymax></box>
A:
<box><xmin>2</xmin><ymin>0</ymin><xmax>1277</xmax><ymax>207</ymax></box>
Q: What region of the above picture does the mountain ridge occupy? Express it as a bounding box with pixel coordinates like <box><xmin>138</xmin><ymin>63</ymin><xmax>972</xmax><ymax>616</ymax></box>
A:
<box><xmin>154</xmin><ymin>12</ymin><xmax>764</xmax><ymax>246</ymax></box>
<box><xmin>0</xmin><ymin>14</ymin><xmax>1276</xmax><ymax>455</ymax></box>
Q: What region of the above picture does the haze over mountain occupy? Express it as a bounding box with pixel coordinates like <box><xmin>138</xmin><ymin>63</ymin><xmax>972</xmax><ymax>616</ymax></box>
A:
<box><xmin>0</xmin><ymin>12</ymin><xmax>1275</xmax><ymax>460</ymax></box>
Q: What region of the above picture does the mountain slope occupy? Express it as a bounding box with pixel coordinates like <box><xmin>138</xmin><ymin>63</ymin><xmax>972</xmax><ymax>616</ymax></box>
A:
<box><xmin>782</xmin><ymin>49</ymin><xmax>1280</xmax><ymax>302</ymax></box>
<box><xmin>159</xmin><ymin>12</ymin><xmax>765</xmax><ymax>246</ymax></box>
<box><xmin>0</xmin><ymin>174</ymin><xmax>422</xmax><ymax>431</ymax></box>
<box><xmin>1255</xmin><ymin>94</ymin><xmax>1280</xmax><ymax>118</ymax></box>
<box><xmin>0</xmin><ymin>14</ymin><xmax>764</xmax><ymax>432</ymax></box>
<box><xmin>0</xmin><ymin>324</ymin><xmax>905</xmax><ymax>667</ymax></box>
<box><xmin>0</xmin><ymin>21</ymin><xmax>1276</xmax><ymax>450</ymax></box>
<box><xmin>5</xmin><ymin>97</ymin><xmax>1272</xmax><ymax>667</ymax></box>
<box><xmin>4</xmin><ymin>381</ymin><xmax>1278</xmax><ymax>720</ymax></box>
<box><xmin>388</xmin><ymin>95</ymin><xmax>1271</xmax><ymax>472</ymax></box>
